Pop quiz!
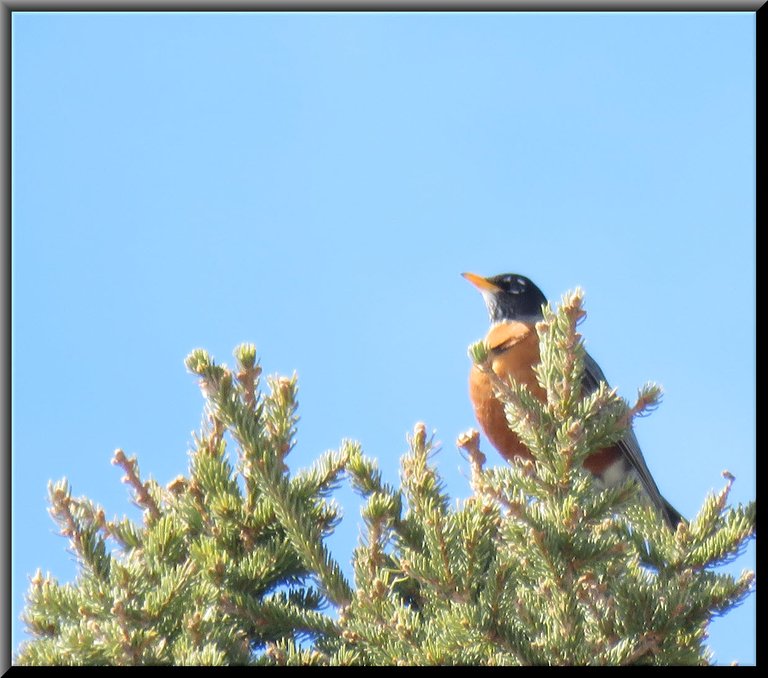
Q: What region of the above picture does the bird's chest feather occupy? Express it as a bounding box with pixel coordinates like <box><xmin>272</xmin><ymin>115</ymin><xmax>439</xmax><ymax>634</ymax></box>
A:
<box><xmin>468</xmin><ymin>322</ymin><xmax>548</xmax><ymax>461</ymax></box>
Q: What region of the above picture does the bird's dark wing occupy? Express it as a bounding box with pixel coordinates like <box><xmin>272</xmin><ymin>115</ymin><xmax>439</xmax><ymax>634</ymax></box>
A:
<box><xmin>583</xmin><ymin>351</ymin><xmax>681</xmax><ymax>528</ymax></box>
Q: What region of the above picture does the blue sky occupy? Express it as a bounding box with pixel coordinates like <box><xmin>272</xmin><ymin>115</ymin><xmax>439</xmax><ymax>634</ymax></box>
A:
<box><xmin>12</xmin><ymin>11</ymin><xmax>755</xmax><ymax>664</ymax></box>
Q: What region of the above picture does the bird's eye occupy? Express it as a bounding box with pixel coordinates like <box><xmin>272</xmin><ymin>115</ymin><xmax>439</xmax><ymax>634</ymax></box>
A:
<box><xmin>502</xmin><ymin>275</ymin><xmax>526</xmax><ymax>294</ymax></box>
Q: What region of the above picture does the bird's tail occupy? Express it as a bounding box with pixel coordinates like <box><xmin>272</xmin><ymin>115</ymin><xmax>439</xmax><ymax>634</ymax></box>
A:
<box><xmin>662</xmin><ymin>498</ymin><xmax>684</xmax><ymax>530</ymax></box>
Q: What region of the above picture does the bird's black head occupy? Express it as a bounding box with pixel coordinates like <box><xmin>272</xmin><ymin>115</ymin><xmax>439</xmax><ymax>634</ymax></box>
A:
<box><xmin>462</xmin><ymin>272</ymin><xmax>548</xmax><ymax>324</ymax></box>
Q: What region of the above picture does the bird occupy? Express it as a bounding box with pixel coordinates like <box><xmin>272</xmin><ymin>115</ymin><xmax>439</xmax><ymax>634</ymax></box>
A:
<box><xmin>462</xmin><ymin>271</ymin><xmax>683</xmax><ymax>529</ymax></box>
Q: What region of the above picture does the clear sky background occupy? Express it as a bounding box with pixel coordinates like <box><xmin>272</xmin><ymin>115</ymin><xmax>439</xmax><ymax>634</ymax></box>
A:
<box><xmin>12</xmin><ymin>11</ymin><xmax>755</xmax><ymax>664</ymax></box>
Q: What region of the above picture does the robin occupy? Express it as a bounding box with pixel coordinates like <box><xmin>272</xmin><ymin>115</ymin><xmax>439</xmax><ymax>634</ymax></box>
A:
<box><xmin>463</xmin><ymin>271</ymin><xmax>683</xmax><ymax>529</ymax></box>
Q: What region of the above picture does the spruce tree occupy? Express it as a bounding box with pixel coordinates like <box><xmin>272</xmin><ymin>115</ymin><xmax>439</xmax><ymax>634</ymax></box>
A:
<box><xmin>16</xmin><ymin>291</ymin><xmax>755</xmax><ymax>666</ymax></box>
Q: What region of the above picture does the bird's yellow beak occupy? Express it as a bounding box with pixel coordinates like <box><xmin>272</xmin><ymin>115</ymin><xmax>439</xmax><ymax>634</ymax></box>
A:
<box><xmin>461</xmin><ymin>272</ymin><xmax>501</xmax><ymax>293</ymax></box>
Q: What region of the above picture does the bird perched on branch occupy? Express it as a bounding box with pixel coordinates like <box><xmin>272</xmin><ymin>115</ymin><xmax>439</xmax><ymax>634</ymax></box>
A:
<box><xmin>463</xmin><ymin>271</ymin><xmax>682</xmax><ymax>529</ymax></box>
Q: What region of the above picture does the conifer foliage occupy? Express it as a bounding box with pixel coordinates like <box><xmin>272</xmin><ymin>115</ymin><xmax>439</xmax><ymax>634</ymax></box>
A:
<box><xmin>17</xmin><ymin>293</ymin><xmax>755</xmax><ymax>665</ymax></box>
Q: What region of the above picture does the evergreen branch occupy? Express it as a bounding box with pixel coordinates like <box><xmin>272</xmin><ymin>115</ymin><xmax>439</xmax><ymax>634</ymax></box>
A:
<box><xmin>251</xmin><ymin>464</ymin><xmax>353</xmax><ymax>606</ymax></box>
<box><xmin>594</xmin><ymin>632</ymin><xmax>661</xmax><ymax>665</ymax></box>
<box><xmin>264</xmin><ymin>374</ymin><xmax>299</xmax><ymax>462</ymax></box>
<box><xmin>292</xmin><ymin>448</ymin><xmax>352</xmax><ymax>499</ymax></box>
<box><xmin>234</xmin><ymin>343</ymin><xmax>262</xmax><ymax>411</ymax></box>
<box><xmin>47</xmin><ymin>481</ymin><xmax>112</xmax><ymax>582</ymax></box>
<box><xmin>222</xmin><ymin>593</ymin><xmax>340</xmax><ymax>641</ymax></box>
<box><xmin>112</xmin><ymin>449</ymin><xmax>161</xmax><ymax>522</ymax></box>
<box><xmin>484</xmin><ymin>369</ymin><xmax>551</xmax><ymax>456</ymax></box>
<box><xmin>534</xmin><ymin>289</ymin><xmax>587</xmax><ymax>415</ymax></box>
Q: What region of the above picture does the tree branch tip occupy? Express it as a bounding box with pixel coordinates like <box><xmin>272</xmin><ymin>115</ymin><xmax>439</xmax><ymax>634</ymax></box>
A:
<box><xmin>30</xmin><ymin>569</ymin><xmax>44</xmax><ymax>587</ymax></box>
<box><xmin>457</xmin><ymin>429</ymin><xmax>485</xmax><ymax>473</ymax></box>
<box><xmin>167</xmin><ymin>476</ymin><xmax>187</xmax><ymax>495</ymax></box>
<box><xmin>413</xmin><ymin>422</ymin><xmax>427</xmax><ymax>447</ymax></box>
<box><xmin>468</xmin><ymin>339</ymin><xmax>490</xmax><ymax>365</ymax></box>
<box><xmin>456</xmin><ymin>428</ymin><xmax>480</xmax><ymax>451</ymax></box>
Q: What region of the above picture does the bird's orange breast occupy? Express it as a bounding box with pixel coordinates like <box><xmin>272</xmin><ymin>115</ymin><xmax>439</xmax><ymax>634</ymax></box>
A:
<box><xmin>469</xmin><ymin>321</ymin><xmax>547</xmax><ymax>463</ymax></box>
